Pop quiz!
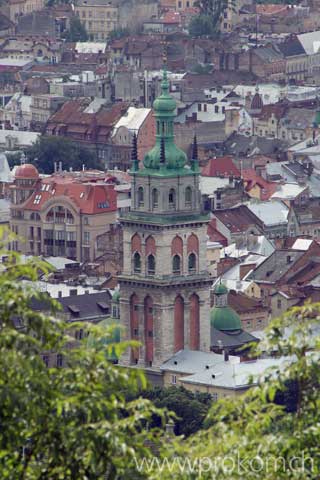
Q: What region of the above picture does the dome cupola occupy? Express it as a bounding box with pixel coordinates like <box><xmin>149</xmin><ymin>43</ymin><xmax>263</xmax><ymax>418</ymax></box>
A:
<box><xmin>210</xmin><ymin>283</ymin><xmax>241</xmax><ymax>331</ymax></box>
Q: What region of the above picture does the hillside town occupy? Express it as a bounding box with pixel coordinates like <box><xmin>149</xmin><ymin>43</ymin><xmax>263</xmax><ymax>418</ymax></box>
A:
<box><xmin>1</xmin><ymin>0</ymin><xmax>320</xmax><ymax>462</ymax></box>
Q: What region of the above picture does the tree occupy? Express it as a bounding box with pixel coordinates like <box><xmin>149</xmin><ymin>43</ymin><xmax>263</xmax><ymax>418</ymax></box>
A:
<box><xmin>189</xmin><ymin>15</ymin><xmax>216</xmax><ymax>37</ymax></box>
<box><xmin>0</xmin><ymin>231</ymin><xmax>167</xmax><ymax>479</ymax></box>
<box><xmin>193</xmin><ymin>0</ymin><xmax>229</xmax><ymax>35</ymax></box>
<box><xmin>150</xmin><ymin>304</ymin><xmax>320</xmax><ymax>479</ymax></box>
<box><xmin>62</xmin><ymin>15</ymin><xmax>88</xmax><ymax>42</ymax></box>
<box><xmin>24</xmin><ymin>135</ymin><xmax>102</xmax><ymax>174</ymax></box>
<box><xmin>108</xmin><ymin>27</ymin><xmax>130</xmax><ymax>42</ymax></box>
<box><xmin>141</xmin><ymin>386</ymin><xmax>212</xmax><ymax>437</ymax></box>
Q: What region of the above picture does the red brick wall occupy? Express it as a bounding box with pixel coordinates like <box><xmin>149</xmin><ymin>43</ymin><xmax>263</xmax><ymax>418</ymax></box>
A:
<box><xmin>138</xmin><ymin>111</ymin><xmax>156</xmax><ymax>162</ymax></box>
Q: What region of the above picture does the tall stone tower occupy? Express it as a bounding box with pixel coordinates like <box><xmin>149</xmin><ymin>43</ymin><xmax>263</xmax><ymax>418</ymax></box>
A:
<box><xmin>119</xmin><ymin>68</ymin><xmax>211</xmax><ymax>369</ymax></box>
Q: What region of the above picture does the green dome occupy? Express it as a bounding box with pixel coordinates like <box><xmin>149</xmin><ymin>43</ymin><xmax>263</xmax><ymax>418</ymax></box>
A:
<box><xmin>214</xmin><ymin>283</ymin><xmax>228</xmax><ymax>295</ymax></box>
<box><xmin>112</xmin><ymin>289</ymin><xmax>120</xmax><ymax>303</ymax></box>
<box><xmin>153</xmin><ymin>91</ymin><xmax>176</xmax><ymax>112</ymax></box>
<box><xmin>210</xmin><ymin>306</ymin><xmax>241</xmax><ymax>331</ymax></box>
<box><xmin>142</xmin><ymin>67</ymin><xmax>187</xmax><ymax>171</ymax></box>
<box><xmin>144</xmin><ymin>143</ymin><xmax>187</xmax><ymax>170</ymax></box>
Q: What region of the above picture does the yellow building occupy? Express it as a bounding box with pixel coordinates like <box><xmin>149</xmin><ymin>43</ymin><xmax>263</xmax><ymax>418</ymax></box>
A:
<box><xmin>8</xmin><ymin>0</ymin><xmax>45</xmax><ymax>23</ymax></box>
<box><xmin>75</xmin><ymin>0</ymin><xmax>119</xmax><ymax>41</ymax></box>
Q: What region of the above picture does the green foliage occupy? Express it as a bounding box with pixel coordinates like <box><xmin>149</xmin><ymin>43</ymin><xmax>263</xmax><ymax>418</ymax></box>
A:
<box><xmin>148</xmin><ymin>304</ymin><xmax>320</xmax><ymax>479</ymax></box>
<box><xmin>108</xmin><ymin>27</ymin><xmax>130</xmax><ymax>42</ymax></box>
<box><xmin>62</xmin><ymin>15</ymin><xmax>88</xmax><ymax>42</ymax></box>
<box><xmin>0</xmin><ymin>231</ymin><xmax>168</xmax><ymax>479</ymax></box>
<box><xmin>25</xmin><ymin>135</ymin><xmax>102</xmax><ymax>174</ymax></box>
<box><xmin>141</xmin><ymin>386</ymin><xmax>212</xmax><ymax>437</ymax></box>
<box><xmin>188</xmin><ymin>14</ymin><xmax>216</xmax><ymax>37</ymax></box>
<box><xmin>193</xmin><ymin>0</ymin><xmax>229</xmax><ymax>34</ymax></box>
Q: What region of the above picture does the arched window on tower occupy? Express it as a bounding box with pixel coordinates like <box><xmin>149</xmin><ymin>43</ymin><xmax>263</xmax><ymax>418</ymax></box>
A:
<box><xmin>185</xmin><ymin>186</ymin><xmax>192</xmax><ymax>207</ymax></box>
<box><xmin>188</xmin><ymin>253</ymin><xmax>197</xmax><ymax>273</ymax></box>
<box><xmin>152</xmin><ymin>188</ymin><xmax>159</xmax><ymax>209</ymax></box>
<box><xmin>137</xmin><ymin>187</ymin><xmax>144</xmax><ymax>207</ymax></box>
<box><xmin>172</xmin><ymin>254</ymin><xmax>181</xmax><ymax>275</ymax></box>
<box><xmin>133</xmin><ymin>252</ymin><xmax>141</xmax><ymax>273</ymax></box>
<box><xmin>147</xmin><ymin>254</ymin><xmax>155</xmax><ymax>275</ymax></box>
<box><xmin>169</xmin><ymin>188</ymin><xmax>176</xmax><ymax>210</ymax></box>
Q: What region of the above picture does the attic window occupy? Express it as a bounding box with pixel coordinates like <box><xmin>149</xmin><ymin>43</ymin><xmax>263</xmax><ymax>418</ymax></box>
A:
<box><xmin>97</xmin><ymin>302</ymin><xmax>109</xmax><ymax>312</ymax></box>
<box><xmin>68</xmin><ymin>305</ymin><xmax>80</xmax><ymax>315</ymax></box>
<box><xmin>33</xmin><ymin>194</ymin><xmax>41</xmax><ymax>205</ymax></box>
<box><xmin>266</xmin><ymin>271</ymin><xmax>273</xmax><ymax>277</ymax></box>
<box><xmin>98</xmin><ymin>202</ymin><xmax>109</xmax><ymax>209</ymax></box>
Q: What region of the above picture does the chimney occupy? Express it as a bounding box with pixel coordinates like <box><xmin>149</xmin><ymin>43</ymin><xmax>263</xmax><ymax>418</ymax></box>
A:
<box><xmin>223</xmin><ymin>349</ymin><xmax>229</xmax><ymax>362</ymax></box>
<box><xmin>59</xmin><ymin>161</ymin><xmax>62</xmax><ymax>172</ymax></box>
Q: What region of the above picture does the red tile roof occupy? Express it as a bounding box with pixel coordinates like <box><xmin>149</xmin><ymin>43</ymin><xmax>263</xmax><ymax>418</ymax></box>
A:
<box><xmin>207</xmin><ymin>218</ymin><xmax>228</xmax><ymax>246</ymax></box>
<box><xmin>214</xmin><ymin>205</ymin><xmax>263</xmax><ymax>233</ymax></box>
<box><xmin>201</xmin><ymin>156</ymin><xmax>240</xmax><ymax>177</ymax></box>
<box><xmin>242</xmin><ymin>168</ymin><xmax>277</xmax><ymax>200</ymax></box>
<box><xmin>23</xmin><ymin>172</ymin><xmax>117</xmax><ymax>215</ymax></box>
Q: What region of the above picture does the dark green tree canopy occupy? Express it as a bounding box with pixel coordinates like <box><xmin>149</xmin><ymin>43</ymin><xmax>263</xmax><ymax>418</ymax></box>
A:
<box><xmin>0</xmin><ymin>233</ymin><xmax>168</xmax><ymax>479</ymax></box>
<box><xmin>62</xmin><ymin>15</ymin><xmax>88</xmax><ymax>42</ymax></box>
<box><xmin>20</xmin><ymin>135</ymin><xmax>102</xmax><ymax>174</ymax></box>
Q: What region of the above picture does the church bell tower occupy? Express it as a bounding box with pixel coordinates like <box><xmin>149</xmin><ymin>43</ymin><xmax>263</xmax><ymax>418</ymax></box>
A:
<box><xmin>119</xmin><ymin>67</ymin><xmax>211</xmax><ymax>369</ymax></box>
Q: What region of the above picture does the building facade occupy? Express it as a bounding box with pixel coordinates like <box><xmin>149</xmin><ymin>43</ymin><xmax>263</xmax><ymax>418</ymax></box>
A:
<box><xmin>9</xmin><ymin>165</ymin><xmax>117</xmax><ymax>262</ymax></box>
<box><xmin>74</xmin><ymin>0</ymin><xmax>119</xmax><ymax>41</ymax></box>
<box><xmin>119</xmin><ymin>69</ymin><xmax>212</xmax><ymax>369</ymax></box>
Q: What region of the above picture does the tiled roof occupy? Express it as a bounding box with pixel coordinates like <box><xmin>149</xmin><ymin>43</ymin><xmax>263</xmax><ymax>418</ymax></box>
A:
<box><xmin>256</xmin><ymin>4</ymin><xmax>289</xmax><ymax>15</ymax></box>
<box><xmin>207</xmin><ymin>218</ymin><xmax>228</xmax><ymax>246</ymax></box>
<box><xmin>228</xmin><ymin>290</ymin><xmax>269</xmax><ymax>314</ymax></box>
<box><xmin>242</xmin><ymin>168</ymin><xmax>277</xmax><ymax>200</ymax></box>
<box><xmin>214</xmin><ymin>205</ymin><xmax>263</xmax><ymax>233</ymax></box>
<box><xmin>22</xmin><ymin>172</ymin><xmax>117</xmax><ymax>215</ymax></box>
<box><xmin>202</xmin><ymin>156</ymin><xmax>240</xmax><ymax>177</ymax></box>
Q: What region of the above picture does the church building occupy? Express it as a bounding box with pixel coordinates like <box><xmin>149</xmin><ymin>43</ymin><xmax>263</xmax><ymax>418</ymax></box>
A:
<box><xmin>119</xmin><ymin>67</ymin><xmax>212</xmax><ymax>369</ymax></box>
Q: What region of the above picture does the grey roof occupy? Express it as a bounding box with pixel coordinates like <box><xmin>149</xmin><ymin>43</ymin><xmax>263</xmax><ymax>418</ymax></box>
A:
<box><xmin>247</xmin><ymin>249</ymin><xmax>304</xmax><ymax>283</ymax></box>
<box><xmin>224</xmin><ymin>133</ymin><xmax>287</xmax><ymax>158</ymax></box>
<box><xmin>246</xmin><ymin>199</ymin><xmax>289</xmax><ymax>226</ymax></box>
<box><xmin>280</xmin><ymin>108</ymin><xmax>316</xmax><ymax>130</ymax></box>
<box><xmin>160</xmin><ymin>349</ymin><xmax>238</xmax><ymax>374</ymax></box>
<box><xmin>211</xmin><ymin>327</ymin><xmax>259</xmax><ymax>350</ymax></box>
<box><xmin>266</xmin><ymin>161</ymin><xmax>320</xmax><ymax>198</ymax></box>
<box><xmin>181</xmin><ymin>357</ymin><xmax>287</xmax><ymax>390</ymax></box>
<box><xmin>298</xmin><ymin>30</ymin><xmax>320</xmax><ymax>55</ymax></box>
<box><xmin>32</xmin><ymin>291</ymin><xmax>112</xmax><ymax>322</ymax></box>
<box><xmin>254</xmin><ymin>46</ymin><xmax>284</xmax><ymax>62</ymax></box>
<box><xmin>278</xmin><ymin>38</ymin><xmax>306</xmax><ymax>58</ymax></box>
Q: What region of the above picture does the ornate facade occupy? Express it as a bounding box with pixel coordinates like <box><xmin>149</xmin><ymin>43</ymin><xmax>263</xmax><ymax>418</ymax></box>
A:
<box><xmin>119</xmin><ymin>68</ymin><xmax>211</xmax><ymax>369</ymax></box>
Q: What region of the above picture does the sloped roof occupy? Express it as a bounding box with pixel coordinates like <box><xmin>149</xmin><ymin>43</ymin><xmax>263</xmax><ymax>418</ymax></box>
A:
<box><xmin>201</xmin><ymin>156</ymin><xmax>240</xmax><ymax>177</ymax></box>
<box><xmin>214</xmin><ymin>205</ymin><xmax>263</xmax><ymax>233</ymax></box>
<box><xmin>22</xmin><ymin>173</ymin><xmax>117</xmax><ymax>215</ymax></box>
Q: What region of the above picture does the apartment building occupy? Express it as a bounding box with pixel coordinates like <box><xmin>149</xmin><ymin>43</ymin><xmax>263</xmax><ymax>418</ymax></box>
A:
<box><xmin>10</xmin><ymin>164</ymin><xmax>117</xmax><ymax>262</ymax></box>
<box><xmin>8</xmin><ymin>0</ymin><xmax>45</xmax><ymax>23</ymax></box>
<box><xmin>74</xmin><ymin>0</ymin><xmax>119</xmax><ymax>41</ymax></box>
